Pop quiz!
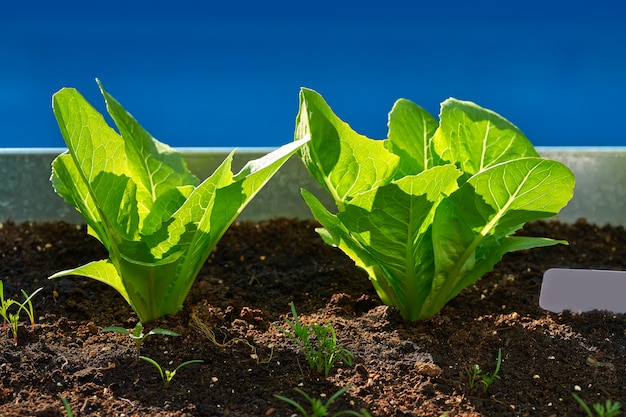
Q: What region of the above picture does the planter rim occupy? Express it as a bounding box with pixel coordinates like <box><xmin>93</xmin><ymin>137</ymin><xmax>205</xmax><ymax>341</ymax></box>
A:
<box><xmin>1</xmin><ymin>146</ymin><xmax>625</xmax><ymax>226</ymax></box>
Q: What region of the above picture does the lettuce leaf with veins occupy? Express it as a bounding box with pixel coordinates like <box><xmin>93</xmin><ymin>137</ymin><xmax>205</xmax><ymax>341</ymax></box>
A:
<box><xmin>49</xmin><ymin>80</ymin><xmax>308</xmax><ymax>322</ymax></box>
<box><xmin>296</xmin><ymin>88</ymin><xmax>575</xmax><ymax>321</ymax></box>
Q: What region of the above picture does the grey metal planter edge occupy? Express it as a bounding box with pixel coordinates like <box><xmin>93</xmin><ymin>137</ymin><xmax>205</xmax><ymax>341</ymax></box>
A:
<box><xmin>1</xmin><ymin>147</ymin><xmax>624</xmax><ymax>226</ymax></box>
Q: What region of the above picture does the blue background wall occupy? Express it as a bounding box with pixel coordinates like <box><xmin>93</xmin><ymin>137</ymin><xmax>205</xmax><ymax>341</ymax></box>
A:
<box><xmin>1</xmin><ymin>0</ymin><xmax>625</xmax><ymax>148</ymax></box>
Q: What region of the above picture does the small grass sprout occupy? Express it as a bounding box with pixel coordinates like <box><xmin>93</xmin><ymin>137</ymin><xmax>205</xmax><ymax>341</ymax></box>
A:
<box><xmin>139</xmin><ymin>356</ymin><xmax>203</xmax><ymax>389</ymax></box>
<box><xmin>7</xmin><ymin>313</ymin><xmax>20</xmax><ymax>345</ymax></box>
<box><xmin>102</xmin><ymin>322</ymin><xmax>180</xmax><ymax>364</ymax></box>
<box><xmin>0</xmin><ymin>281</ymin><xmax>15</xmax><ymax>331</ymax></box>
<box><xmin>60</xmin><ymin>396</ymin><xmax>74</xmax><ymax>417</ymax></box>
<box><xmin>466</xmin><ymin>348</ymin><xmax>502</xmax><ymax>393</ymax></box>
<box><xmin>274</xmin><ymin>385</ymin><xmax>371</xmax><ymax>417</ymax></box>
<box><xmin>17</xmin><ymin>287</ymin><xmax>43</xmax><ymax>330</ymax></box>
<box><xmin>0</xmin><ymin>281</ymin><xmax>42</xmax><ymax>344</ymax></box>
<box><xmin>572</xmin><ymin>393</ymin><xmax>622</xmax><ymax>417</ymax></box>
<box><xmin>277</xmin><ymin>302</ymin><xmax>353</xmax><ymax>377</ymax></box>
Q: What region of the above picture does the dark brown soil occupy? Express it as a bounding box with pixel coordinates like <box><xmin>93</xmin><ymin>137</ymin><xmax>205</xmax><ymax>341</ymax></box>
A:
<box><xmin>0</xmin><ymin>217</ymin><xmax>624</xmax><ymax>416</ymax></box>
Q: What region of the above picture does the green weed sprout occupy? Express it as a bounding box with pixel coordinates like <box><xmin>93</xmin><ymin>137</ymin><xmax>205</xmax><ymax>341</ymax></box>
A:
<box><xmin>102</xmin><ymin>322</ymin><xmax>179</xmax><ymax>364</ymax></box>
<box><xmin>17</xmin><ymin>287</ymin><xmax>43</xmax><ymax>330</ymax></box>
<box><xmin>466</xmin><ymin>348</ymin><xmax>502</xmax><ymax>393</ymax></box>
<box><xmin>0</xmin><ymin>282</ymin><xmax>42</xmax><ymax>344</ymax></box>
<box><xmin>572</xmin><ymin>393</ymin><xmax>622</xmax><ymax>417</ymax></box>
<box><xmin>277</xmin><ymin>302</ymin><xmax>353</xmax><ymax>377</ymax></box>
<box><xmin>7</xmin><ymin>313</ymin><xmax>20</xmax><ymax>345</ymax></box>
<box><xmin>0</xmin><ymin>281</ymin><xmax>15</xmax><ymax>331</ymax></box>
<box><xmin>60</xmin><ymin>397</ymin><xmax>74</xmax><ymax>417</ymax></box>
<box><xmin>274</xmin><ymin>385</ymin><xmax>371</xmax><ymax>417</ymax></box>
<box><xmin>139</xmin><ymin>356</ymin><xmax>203</xmax><ymax>389</ymax></box>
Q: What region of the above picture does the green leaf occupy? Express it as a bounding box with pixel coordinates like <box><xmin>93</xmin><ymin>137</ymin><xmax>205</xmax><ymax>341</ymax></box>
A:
<box><xmin>424</xmin><ymin>157</ymin><xmax>575</xmax><ymax>317</ymax></box>
<box><xmin>139</xmin><ymin>355</ymin><xmax>165</xmax><ymax>381</ymax></box>
<box><xmin>335</xmin><ymin>165</ymin><xmax>462</xmax><ymax>321</ymax></box>
<box><xmin>446</xmin><ymin>158</ymin><xmax>576</xmax><ymax>239</ymax></box>
<box><xmin>97</xmin><ymin>80</ymin><xmax>200</xmax><ymax>234</ymax></box>
<box><xmin>147</xmin><ymin>328</ymin><xmax>180</xmax><ymax>337</ymax></box>
<box><xmin>384</xmin><ymin>98</ymin><xmax>439</xmax><ymax>175</ymax></box>
<box><xmin>51</xmin><ymin>88</ymin><xmax>139</xmax><ymax>243</ymax></box>
<box><xmin>49</xmin><ymin>260</ymin><xmax>130</xmax><ymax>306</ymax></box>
<box><xmin>433</xmin><ymin>98</ymin><xmax>539</xmax><ymax>178</ymax></box>
<box><xmin>101</xmin><ymin>326</ymin><xmax>129</xmax><ymax>335</ymax></box>
<box><xmin>296</xmin><ymin>88</ymin><xmax>400</xmax><ymax>208</ymax></box>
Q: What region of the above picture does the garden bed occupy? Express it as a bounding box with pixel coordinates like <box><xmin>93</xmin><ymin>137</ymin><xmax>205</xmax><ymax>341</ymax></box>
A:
<box><xmin>0</xmin><ymin>217</ymin><xmax>624</xmax><ymax>416</ymax></box>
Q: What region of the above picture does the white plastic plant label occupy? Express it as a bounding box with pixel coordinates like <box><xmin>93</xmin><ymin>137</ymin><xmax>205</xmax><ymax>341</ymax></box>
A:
<box><xmin>540</xmin><ymin>268</ymin><xmax>626</xmax><ymax>313</ymax></box>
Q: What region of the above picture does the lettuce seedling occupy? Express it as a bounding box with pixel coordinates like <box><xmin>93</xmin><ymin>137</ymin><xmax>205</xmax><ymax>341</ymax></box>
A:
<box><xmin>140</xmin><ymin>356</ymin><xmax>203</xmax><ymax>389</ymax></box>
<box><xmin>296</xmin><ymin>88</ymin><xmax>575</xmax><ymax>321</ymax></box>
<box><xmin>466</xmin><ymin>348</ymin><xmax>502</xmax><ymax>393</ymax></box>
<box><xmin>275</xmin><ymin>385</ymin><xmax>372</xmax><ymax>417</ymax></box>
<box><xmin>49</xmin><ymin>80</ymin><xmax>308</xmax><ymax>323</ymax></box>
<box><xmin>102</xmin><ymin>322</ymin><xmax>180</xmax><ymax>364</ymax></box>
